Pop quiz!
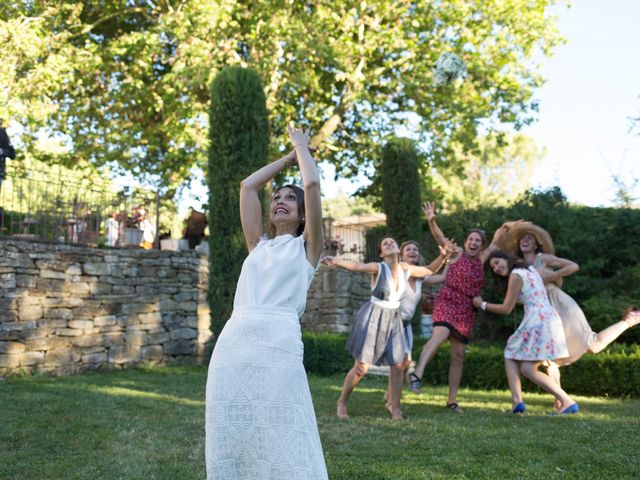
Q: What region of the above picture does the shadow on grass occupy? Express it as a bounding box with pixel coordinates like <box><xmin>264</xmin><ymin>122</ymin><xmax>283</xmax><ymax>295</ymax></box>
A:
<box><xmin>2</xmin><ymin>367</ymin><xmax>638</xmax><ymax>480</ymax></box>
<box><xmin>0</xmin><ymin>366</ymin><xmax>208</xmax><ymax>480</ymax></box>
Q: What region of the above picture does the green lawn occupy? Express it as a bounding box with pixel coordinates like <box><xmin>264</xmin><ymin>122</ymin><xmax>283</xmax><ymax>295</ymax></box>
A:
<box><xmin>1</xmin><ymin>366</ymin><xmax>638</xmax><ymax>479</ymax></box>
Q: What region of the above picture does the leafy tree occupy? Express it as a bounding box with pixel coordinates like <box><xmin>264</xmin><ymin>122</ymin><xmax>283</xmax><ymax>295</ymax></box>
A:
<box><xmin>433</xmin><ymin>133</ymin><xmax>544</xmax><ymax>211</ymax></box>
<box><xmin>380</xmin><ymin>137</ymin><xmax>423</xmax><ymax>243</ymax></box>
<box><xmin>208</xmin><ymin>66</ymin><xmax>268</xmax><ymax>338</ymax></box>
<box><xmin>323</xmin><ymin>194</ymin><xmax>376</xmax><ymax>220</ymax></box>
<box><xmin>2</xmin><ymin>1</ymin><xmax>564</xmax><ymax>197</ymax></box>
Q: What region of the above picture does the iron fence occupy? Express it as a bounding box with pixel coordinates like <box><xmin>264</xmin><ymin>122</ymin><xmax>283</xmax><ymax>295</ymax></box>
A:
<box><xmin>323</xmin><ymin>213</ymin><xmax>386</xmax><ymax>262</ymax></box>
<box><xmin>0</xmin><ymin>162</ymin><xmax>159</xmax><ymax>248</ymax></box>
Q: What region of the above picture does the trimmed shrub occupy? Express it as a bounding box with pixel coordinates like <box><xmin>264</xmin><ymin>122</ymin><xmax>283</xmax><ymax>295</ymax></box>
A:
<box><xmin>302</xmin><ymin>332</ymin><xmax>640</xmax><ymax>397</ymax></box>
<box><xmin>208</xmin><ymin>67</ymin><xmax>269</xmax><ymax>338</ymax></box>
<box><xmin>302</xmin><ymin>332</ymin><xmax>353</xmax><ymax>375</ymax></box>
<box><xmin>380</xmin><ymin>138</ymin><xmax>423</xmax><ymax>245</ymax></box>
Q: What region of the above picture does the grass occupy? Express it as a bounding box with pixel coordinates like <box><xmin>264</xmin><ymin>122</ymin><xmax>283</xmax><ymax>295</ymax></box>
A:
<box><xmin>1</xmin><ymin>366</ymin><xmax>639</xmax><ymax>479</ymax></box>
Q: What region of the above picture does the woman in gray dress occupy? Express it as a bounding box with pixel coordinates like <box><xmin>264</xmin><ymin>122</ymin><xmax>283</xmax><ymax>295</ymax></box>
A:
<box><xmin>383</xmin><ymin>240</ymin><xmax>451</xmax><ymax>409</ymax></box>
<box><xmin>322</xmin><ymin>236</ymin><xmax>445</xmax><ymax>420</ymax></box>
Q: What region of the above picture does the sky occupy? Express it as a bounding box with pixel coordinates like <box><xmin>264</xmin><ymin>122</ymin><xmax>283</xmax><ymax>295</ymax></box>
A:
<box><xmin>524</xmin><ymin>0</ymin><xmax>640</xmax><ymax>206</ymax></box>
<box><xmin>322</xmin><ymin>0</ymin><xmax>640</xmax><ymax>207</ymax></box>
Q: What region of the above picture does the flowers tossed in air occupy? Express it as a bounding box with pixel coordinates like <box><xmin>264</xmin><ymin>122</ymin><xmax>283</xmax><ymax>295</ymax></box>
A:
<box><xmin>433</xmin><ymin>52</ymin><xmax>467</xmax><ymax>86</ymax></box>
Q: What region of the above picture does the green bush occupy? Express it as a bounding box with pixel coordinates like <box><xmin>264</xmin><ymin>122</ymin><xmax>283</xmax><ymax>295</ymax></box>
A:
<box><xmin>302</xmin><ymin>332</ymin><xmax>353</xmax><ymax>375</ymax></box>
<box><xmin>208</xmin><ymin>67</ymin><xmax>269</xmax><ymax>338</ymax></box>
<box><xmin>380</xmin><ymin>138</ymin><xmax>423</xmax><ymax>244</ymax></box>
<box><xmin>302</xmin><ymin>332</ymin><xmax>640</xmax><ymax>397</ymax></box>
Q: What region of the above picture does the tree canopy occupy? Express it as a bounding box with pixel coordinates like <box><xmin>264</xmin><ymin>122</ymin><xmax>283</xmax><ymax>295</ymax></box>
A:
<box><xmin>1</xmin><ymin>0</ymin><xmax>564</xmax><ymax>195</ymax></box>
<box><xmin>433</xmin><ymin>132</ymin><xmax>545</xmax><ymax>211</ymax></box>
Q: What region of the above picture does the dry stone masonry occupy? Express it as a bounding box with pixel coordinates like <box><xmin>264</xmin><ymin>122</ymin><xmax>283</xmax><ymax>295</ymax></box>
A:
<box><xmin>0</xmin><ymin>239</ymin><xmax>211</xmax><ymax>376</ymax></box>
<box><xmin>301</xmin><ymin>266</ymin><xmax>371</xmax><ymax>333</ymax></box>
<box><xmin>0</xmin><ymin>239</ymin><xmax>370</xmax><ymax>377</ymax></box>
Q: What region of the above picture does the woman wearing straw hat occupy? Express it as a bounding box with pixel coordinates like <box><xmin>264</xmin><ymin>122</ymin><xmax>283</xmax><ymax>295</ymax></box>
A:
<box><xmin>499</xmin><ymin>221</ymin><xmax>640</xmax><ymax>408</ymax></box>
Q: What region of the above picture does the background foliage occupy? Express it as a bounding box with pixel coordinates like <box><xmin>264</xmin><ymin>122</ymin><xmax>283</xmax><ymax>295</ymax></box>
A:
<box><xmin>366</xmin><ymin>187</ymin><xmax>640</xmax><ymax>343</ymax></box>
<box><xmin>1</xmin><ymin>0</ymin><xmax>564</xmax><ymax>198</ymax></box>
<box><xmin>302</xmin><ymin>332</ymin><xmax>640</xmax><ymax>397</ymax></box>
<box><xmin>379</xmin><ymin>137</ymin><xmax>423</xmax><ymax>244</ymax></box>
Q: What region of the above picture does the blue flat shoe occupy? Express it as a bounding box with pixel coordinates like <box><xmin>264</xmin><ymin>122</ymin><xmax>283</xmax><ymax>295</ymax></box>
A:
<box><xmin>559</xmin><ymin>403</ymin><xmax>579</xmax><ymax>414</ymax></box>
<box><xmin>511</xmin><ymin>402</ymin><xmax>526</xmax><ymax>414</ymax></box>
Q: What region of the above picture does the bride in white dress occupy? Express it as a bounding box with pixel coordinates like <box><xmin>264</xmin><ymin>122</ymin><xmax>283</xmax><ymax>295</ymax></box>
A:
<box><xmin>205</xmin><ymin>125</ymin><xmax>328</xmax><ymax>479</ymax></box>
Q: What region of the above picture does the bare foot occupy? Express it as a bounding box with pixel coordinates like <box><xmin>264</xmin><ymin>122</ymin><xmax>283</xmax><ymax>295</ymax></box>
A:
<box><xmin>553</xmin><ymin>398</ymin><xmax>562</xmax><ymax>412</ymax></box>
<box><xmin>336</xmin><ymin>400</ymin><xmax>349</xmax><ymax>419</ymax></box>
<box><xmin>558</xmin><ymin>398</ymin><xmax>575</xmax><ymax>412</ymax></box>
<box><xmin>390</xmin><ymin>408</ymin><xmax>404</xmax><ymax>421</ymax></box>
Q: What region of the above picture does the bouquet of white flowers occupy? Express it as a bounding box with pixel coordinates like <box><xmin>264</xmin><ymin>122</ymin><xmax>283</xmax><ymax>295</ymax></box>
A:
<box><xmin>433</xmin><ymin>52</ymin><xmax>467</xmax><ymax>86</ymax></box>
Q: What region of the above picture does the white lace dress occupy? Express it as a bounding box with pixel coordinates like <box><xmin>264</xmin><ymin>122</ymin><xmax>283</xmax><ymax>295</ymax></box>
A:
<box><xmin>205</xmin><ymin>234</ymin><xmax>328</xmax><ymax>480</ymax></box>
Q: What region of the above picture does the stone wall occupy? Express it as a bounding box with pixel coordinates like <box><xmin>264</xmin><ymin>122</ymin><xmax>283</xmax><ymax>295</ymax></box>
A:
<box><xmin>0</xmin><ymin>239</ymin><xmax>211</xmax><ymax>376</ymax></box>
<box><xmin>0</xmin><ymin>239</ymin><xmax>374</xmax><ymax>377</ymax></box>
<box><xmin>301</xmin><ymin>266</ymin><xmax>371</xmax><ymax>333</ymax></box>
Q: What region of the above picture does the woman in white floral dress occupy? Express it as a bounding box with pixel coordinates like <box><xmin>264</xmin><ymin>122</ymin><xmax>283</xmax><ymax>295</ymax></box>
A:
<box><xmin>473</xmin><ymin>250</ymin><xmax>579</xmax><ymax>415</ymax></box>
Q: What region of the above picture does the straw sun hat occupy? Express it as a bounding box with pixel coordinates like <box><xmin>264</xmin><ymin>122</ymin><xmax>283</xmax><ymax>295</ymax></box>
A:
<box><xmin>498</xmin><ymin>221</ymin><xmax>555</xmax><ymax>256</ymax></box>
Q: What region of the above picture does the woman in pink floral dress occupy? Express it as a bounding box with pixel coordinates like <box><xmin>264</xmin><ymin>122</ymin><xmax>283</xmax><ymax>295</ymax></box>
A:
<box><xmin>474</xmin><ymin>250</ymin><xmax>579</xmax><ymax>415</ymax></box>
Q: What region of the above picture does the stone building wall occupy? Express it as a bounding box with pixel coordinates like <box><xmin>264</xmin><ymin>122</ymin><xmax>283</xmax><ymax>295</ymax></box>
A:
<box><xmin>301</xmin><ymin>266</ymin><xmax>371</xmax><ymax>333</ymax></box>
<box><xmin>0</xmin><ymin>239</ymin><xmax>372</xmax><ymax>377</ymax></box>
<box><xmin>0</xmin><ymin>239</ymin><xmax>211</xmax><ymax>376</ymax></box>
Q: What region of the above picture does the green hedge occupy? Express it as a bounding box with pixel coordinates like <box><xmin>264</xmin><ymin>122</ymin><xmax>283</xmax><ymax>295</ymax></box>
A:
<box><xmin>302</xmin><ymin>332</ymin><xmax>640</xmax><ymax>398</ymax></box>
<box><xmin>365</xmin><ymin>187</ymin><xmax>640</xmax><ymax>344</ymax></box>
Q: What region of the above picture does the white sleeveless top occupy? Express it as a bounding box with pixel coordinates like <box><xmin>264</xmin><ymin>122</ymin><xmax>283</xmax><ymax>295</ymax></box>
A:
<box><xmin>233</xmin><ymin>234</ymin><xmax>316</xmax><ymax>317</ymax></box>
<box><xmin>399</xmin><ymin>277</ymin><xmax>422</xmax><ymax>321</ymax></box>
<box><xmin>369</xmin><ymin>262</ymin><xmax>407</xmax><ymax>309</ymax></box>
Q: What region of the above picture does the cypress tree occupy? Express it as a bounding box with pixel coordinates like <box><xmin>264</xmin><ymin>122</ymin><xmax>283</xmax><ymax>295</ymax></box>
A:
<box><xmin>208</xmin><ymin>67</ymin><xmax>269</xmax><ymax>338</ymax></box>
<box><xmin>380</xmin><ymin>137</ymin><xmax>423</xmax><ymax>244</ymax></box>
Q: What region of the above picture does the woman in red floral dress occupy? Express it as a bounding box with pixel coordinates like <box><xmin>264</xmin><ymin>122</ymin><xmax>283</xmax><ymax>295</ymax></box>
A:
<box><xmin>409</xmin><ymin>202</ymin><xmax>506</xmax><ymax>413</ymax></box>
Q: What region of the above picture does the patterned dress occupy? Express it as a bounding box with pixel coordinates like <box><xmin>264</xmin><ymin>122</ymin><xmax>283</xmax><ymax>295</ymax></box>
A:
<box><xmin>205</xmin><ymin>234</ymin><xmax>328</xmax><ymax>480</ymax></box>
<box><xmin>432</xmin><ymin>254</ymin><xmax>484</xmax><ymax>343</ymax></box>
<box><xmin>346</xmin><ymin>262</ymin><xmax>407</xmax><ymax>366</ymax></box>
<box><xmin>533</xmin><ymin>254</ymin><xmax>597</xmax><ymax>366</ymax></box>
<box><xmin>504</xmin><ymin>267</ymin><xmax>569</xmax><ymax>361</ymax></box>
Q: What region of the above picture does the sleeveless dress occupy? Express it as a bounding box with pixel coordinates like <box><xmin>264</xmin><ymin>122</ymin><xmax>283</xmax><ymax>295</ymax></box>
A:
<box><xmin>205</xmin><ymin>234</ymin><xmax>328</xmax><ymax>480</ymax></box>
<box><xmin>346</xmin><ymin>262</ymin><xmax>407</xmax><ymax>366</ymax></box>
<box><xmin>504</xmin><ymin>267</ymin><xmax>569</xmax><ymax>361</ymax></box>
<box><xmin>398</xmin><ymin>277</ymin><xmax>422</xmax><ymax>360</ymax></box>
<box><xmin>432</xmin><ymin>254</ymin><xmax>484</xmax><ymax>343</ymax></box>
<box><xmin>533</xmin><ymin>254</ymin><xmax>597</xmax><ymax>366</ymax></box>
